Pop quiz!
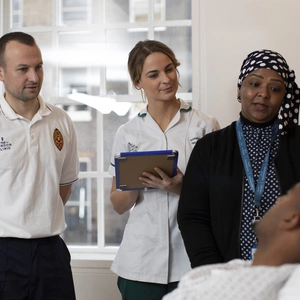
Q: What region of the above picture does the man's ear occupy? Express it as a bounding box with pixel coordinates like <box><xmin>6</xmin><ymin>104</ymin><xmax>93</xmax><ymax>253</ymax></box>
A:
<box><xmin>280</xmin><ymin>213</ymin><xmax>300</xmax><ymax>230</ymax></box>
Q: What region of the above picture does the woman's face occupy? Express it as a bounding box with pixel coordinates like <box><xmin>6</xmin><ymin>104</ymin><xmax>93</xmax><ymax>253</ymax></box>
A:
<box><xmin>136</xmin><ymin>52</ymin><xmax>178</xmax><ymax>103</ymax></box>
<box><xmin>239</xmin><ymin>68</ymin><xmax>286</xmax><ymax>123</ymax></box>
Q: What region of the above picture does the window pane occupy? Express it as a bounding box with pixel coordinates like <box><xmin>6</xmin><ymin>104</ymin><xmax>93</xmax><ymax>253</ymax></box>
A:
<box><xmin>63</xmin><ymin>0</ymin><xmax>89</xmax><ymax>7</ymax></box>
<box><xmin>155</xmin><ymin>26</ymin><xmax>192</xmax><ymax>93</ymax></box>
<box><xmin>165</xmin><ymin>0</ymin><xmax>191</xmax><ymax>20</ymax></box>
<box><xmin>90</xmin><ymin>0</ymin><xmax>103</xmax><ymax>24</ymax></box>
<box><xmin>12</xmin><ymin>15</ymin><xmax>20</xmax><ymax>27</ymax></box>
<box><xmin>105</xmin><ymin>0</ymin><xmax>129</xmax><ymax>23</ymax></box>
<box><xmin>12</xmin><ymin>0</ymin><xmax>20</xmax><ymax>10</ymax></box>
<box><xmin>154</xmin><ymin>0</ymin><xmax>165</xmax><ymax>21</ymax></box>
<box><xmin>104</xmin><ymin>178</ymin><xmax>129</xmax><ymax>246</ymax></box>
<box><xmin>103</xmin><ymin>103</ymin><xmax>146</xmax><ymax>246</ymax></box>
<box><xmin>57</xmin><ymin>32</ymin><xmax>102</xmax><ymax>97</ymax></box>
<box><xmin>11</xmin><ymin>0</ymin><xmax>53</xmax><ymax>27</ymax></box>
<box><xmin>106</xmin><ymin>0</ymin><xmax>191</xmax><ymax>23</ymax></box>
<box><xmin>60</xmin><ymin>0</ymin><xmax>89</xmax><ymax>25</ymax></box>
<box><xmin>62</xmin><ymin>11</ymin><xmax>89</xmax><ymax>24</ymax></box>
<box><xmin>62</xmin><ymin>177</ymin><xmax>98</xmax><ymax>246</ymax></box>
<box><xmin>60</xmin><ymin>0</ymin><xmax>103</xmax><ymax>25</ymax></box>
<box><xmin>73</xmin><ymin>109</ymin><xmax>98</xmax><ymax>171</ymax></box>
<box><xmin>31</xmin><ymin>32</ymin><xmax>55</xmax><ymax>100</ymax></box>
<box><xmin>105</xmin><ymin>29</ymin><xmax>148</xmax><ymax>94</ymax></box>
<box><xmin>105</xmin><ymin>0</ymin><xmax>150</xmax><ymax>23</ymax></box>
<box><xmin>130</xmin><ymin>0</ymin><xmax>149</xmax><ymax>22</ymax></box>
<box><xmin>103</xmin><ymin>111</ymin><xmax>132</xmax><ymax>172</ymax></box>
<box><xmin>57</xmin><ymin>32</ymin><xmax>103</xmax><ymax>171</ymax></box>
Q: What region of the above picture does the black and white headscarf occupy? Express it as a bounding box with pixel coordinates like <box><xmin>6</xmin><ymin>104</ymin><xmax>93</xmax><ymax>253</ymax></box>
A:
<box><xmin>237</xmin><ymin>49</ymin><xmax>300</xmax><ymax>135</ymax></box>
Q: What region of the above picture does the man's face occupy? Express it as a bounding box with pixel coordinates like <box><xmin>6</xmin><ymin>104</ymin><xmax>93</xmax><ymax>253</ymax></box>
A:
<box><xmin>254</xmin><ymin>183</ymin><xmax>300</xmax><ymax>239</ymax></box>
<box><xmin>0</xmin><ymin>40</ymin><xmax>43</xmax><ymax>104</ymax></box>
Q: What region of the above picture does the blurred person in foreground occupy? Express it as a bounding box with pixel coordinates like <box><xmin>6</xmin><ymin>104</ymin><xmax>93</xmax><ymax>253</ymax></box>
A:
<box><xmin>164</xmin><ymin>182</ymin><xmax>300</xmax><ymax>300</ymax></box>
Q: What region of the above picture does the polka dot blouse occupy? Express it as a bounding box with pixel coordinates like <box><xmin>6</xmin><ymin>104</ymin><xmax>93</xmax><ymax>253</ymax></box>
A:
<box><xmin>239</xmin><ymin>115</ymin><xmax>280</xmax><ymax>260</ymax></box>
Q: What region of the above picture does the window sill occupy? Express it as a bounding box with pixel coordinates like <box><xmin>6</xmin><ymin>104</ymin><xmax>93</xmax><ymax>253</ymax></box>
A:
<box><xmin>71</xmin><ymin>257</ymin><xmax>114</xmax><ymax>269</ymax></box>
<box><xmin>70</xmin><ymin>252</ymin><xmax>116</xmax><ymax>262</ymax></box>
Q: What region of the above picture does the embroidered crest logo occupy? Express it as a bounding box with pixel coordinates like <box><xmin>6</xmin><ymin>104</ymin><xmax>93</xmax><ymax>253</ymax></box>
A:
<box><xmin>53</xmin><ymin>128</ymin><xmax>64</xmax><ymax>151</ymax></box>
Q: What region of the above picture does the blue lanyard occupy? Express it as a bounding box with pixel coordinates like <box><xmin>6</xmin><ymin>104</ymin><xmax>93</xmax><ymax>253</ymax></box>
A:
<box><xmin>236</xmin><ymin>118</ymin><xmax>278</xmax><ymax>207</ymax></box>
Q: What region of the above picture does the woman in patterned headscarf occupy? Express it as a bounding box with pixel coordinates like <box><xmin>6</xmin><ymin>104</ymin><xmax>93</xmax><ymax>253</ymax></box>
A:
<box><xmin>177</xmin><ymin>49</ymin><xmax>300</xmax><ymax>268</ymax></box>
<box><xmin>237</xmin><ymin>50</ymin><xmax>300</xmax><ymax>134</ymax></box>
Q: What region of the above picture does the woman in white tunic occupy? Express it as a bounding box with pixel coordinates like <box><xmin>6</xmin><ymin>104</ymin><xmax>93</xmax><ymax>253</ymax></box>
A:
<box><xmin>108</xmin><ymin>40</ymin><xmax>220</xmax><ymax>300</ymax></box>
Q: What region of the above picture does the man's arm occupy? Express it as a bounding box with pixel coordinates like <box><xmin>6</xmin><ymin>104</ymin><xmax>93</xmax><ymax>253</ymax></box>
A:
<box><xmin>60</xmin><ymin>184</ymin><xmax>72</xmax><ymax>205</ymax></box>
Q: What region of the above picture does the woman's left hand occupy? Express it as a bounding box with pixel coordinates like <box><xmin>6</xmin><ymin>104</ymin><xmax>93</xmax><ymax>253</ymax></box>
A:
<box><xmin>139</xmin><ymin>167</ymin><xmax>184</xmax><ymax>195</ymax></box>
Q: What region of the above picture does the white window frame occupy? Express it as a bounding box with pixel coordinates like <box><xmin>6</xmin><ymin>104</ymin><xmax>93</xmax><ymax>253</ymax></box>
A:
<box><xmin>0</xmin><ymin>0</ymin><xmax>197</xmax><ymax>261</ymax></box>
<box><xmin>10</xmin><ymin>0</ymin><xmax>23</xmax><ymax>28</ymax></box>
<box><xmin>129</xmin><ymin>0</ymin><xmax>166</xmax><ymax>23</ymax></box>
<box><xmin>59</xmin><ymin>0</ymin><xmax>92</xmax><ymax>25</ymax></box>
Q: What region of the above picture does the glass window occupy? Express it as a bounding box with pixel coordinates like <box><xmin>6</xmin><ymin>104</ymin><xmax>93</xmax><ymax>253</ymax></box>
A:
<box><xmin>154</xmin><ymin>26</ymin><xmax>192</xmax><ymax>93</ymax></box>
<box><xmin>1</xmin><ymin>0</ymin><xmax>192</xmax><ymax>257</ymax></box>
<box><xmin>165</xmin><ymin>0</ymin><xmax>191</xmax><ymax>20</ymax></box>
<box><xmin>105</xmin><ymin>0</ymin><xmax>130</xmax><ymax>23</ymax></box>
<box><xmin>11</xmin><ymin>0</ymin><xmax>53</xmax><ymax>27</ymax></box>
<box><xmin>60</xmin><ymin>0</ymin><xmax>91</xmax><ymax>25</ymax></box>
<box><xmin>62</xmin><ymin>171</ymin><xmax>98</xmax><ymax>246</ymax></box>
<box><xmin>11</xmin><ymin>0</ymin><xmax>22</xmax><ymax>28</ymax></box>
<box><xmin>105</xmin><ymin>28</ymin><xmax>148</xmax><ymax>94</ymax></box>
<box><xmin>130</xmin><ymin>0</ymin><xmax>149</xmax><ymax>23</ymax></box>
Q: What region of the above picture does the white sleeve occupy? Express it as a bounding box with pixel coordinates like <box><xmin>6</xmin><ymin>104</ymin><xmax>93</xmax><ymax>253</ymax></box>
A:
<box><xmin>60</xmin><ymin>113</ymin><xmax>79</xmax><ymax>185</ymax></box>
<box><xmin>277</xmin><ymin>265</ymin><xmax>300</xmax><ymax>300</ymax></box>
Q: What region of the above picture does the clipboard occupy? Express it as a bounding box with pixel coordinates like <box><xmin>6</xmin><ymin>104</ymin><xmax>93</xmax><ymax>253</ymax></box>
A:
<box><xmin>114</xmin><ymin>150</ymin><xmax>178</xmax><ymax>191</ymax></box>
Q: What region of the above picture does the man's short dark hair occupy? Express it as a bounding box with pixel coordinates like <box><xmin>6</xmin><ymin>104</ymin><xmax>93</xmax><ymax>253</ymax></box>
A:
<box><xmin>0</xmin><ymin>32</ymin><xmax>36</xmax><ymax>68</ymax></box>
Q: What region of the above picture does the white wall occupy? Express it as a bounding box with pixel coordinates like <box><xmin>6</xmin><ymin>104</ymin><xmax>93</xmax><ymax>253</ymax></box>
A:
<box><xmin>71</xmin><ymin>260</ymin><xmax>121</xmax><ymax>300</ymax></box>
<box><xmin>195</xmin><ymin>0</ymin><xmax>300</xmax><ymax>128</ymax></box>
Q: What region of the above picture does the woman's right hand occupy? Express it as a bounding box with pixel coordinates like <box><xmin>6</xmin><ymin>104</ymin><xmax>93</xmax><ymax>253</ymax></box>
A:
<box><xmin>110</xmin><ymin>177</ymin><xmax>139</xmax><ymax>214</ymax></box>
<box><xmin>138</xmin><ymin>167</ymin><xmax>184</xmax><ymax>195</ymax></box>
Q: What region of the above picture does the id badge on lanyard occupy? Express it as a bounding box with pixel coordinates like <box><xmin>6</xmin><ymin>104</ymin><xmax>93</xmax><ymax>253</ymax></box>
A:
<box><xmin>250</xmin><ymin>244</ymin><xmax>257</xmax><ymax>260</ymax></box>
<box><xmin>236</xmin><ymin>119</ymin><xmax>278</xmax><ymax>260</ymax></box>
<box><xmin>250</xmin><ymin>206</ymin><xmax>261</xmax><ymax>260</ymax></box>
